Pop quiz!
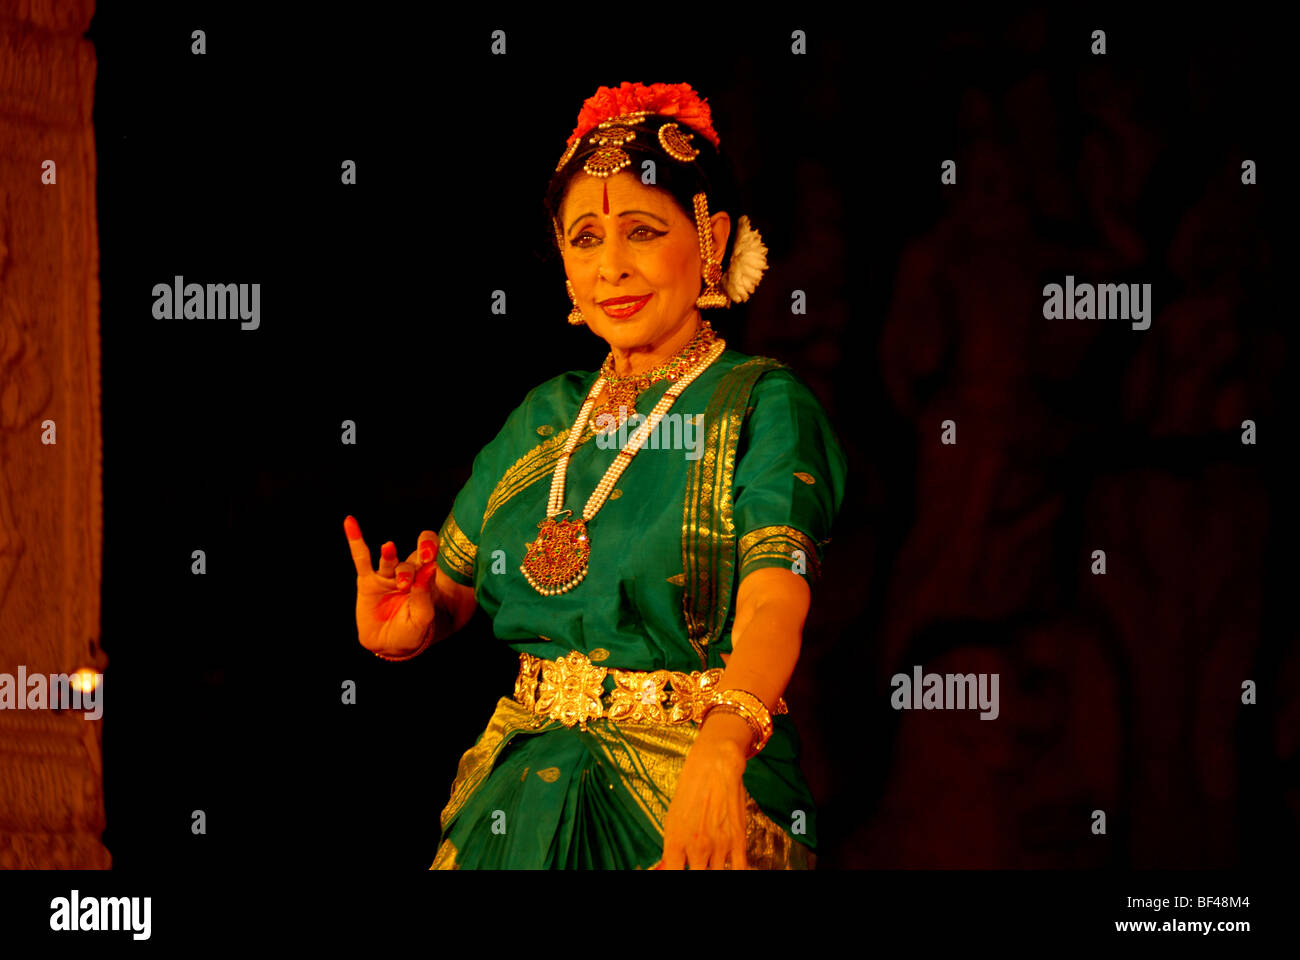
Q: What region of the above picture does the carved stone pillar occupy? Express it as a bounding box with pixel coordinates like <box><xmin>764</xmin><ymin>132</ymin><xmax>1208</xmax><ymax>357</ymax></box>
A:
<box><xmin>0</xmin><ymin>0</ymin><xmax>110</xmax><ymax>868</ymax></box>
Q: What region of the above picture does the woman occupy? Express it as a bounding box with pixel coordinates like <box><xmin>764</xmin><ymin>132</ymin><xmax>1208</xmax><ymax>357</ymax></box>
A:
<box><xmin>343</xmin><ymin>82</ymin><xmax>846</xmax><ymax>869</ymax></box>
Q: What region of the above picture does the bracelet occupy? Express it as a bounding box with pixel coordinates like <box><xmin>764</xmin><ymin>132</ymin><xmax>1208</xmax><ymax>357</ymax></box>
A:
<box><xmin>700</xmin><ymin>688</ymin><xmax>775</xmax><ymax>757</ymax></box>
<box><xmin>372</xmin><ymin>620</ymin><xmax>435</xmax><ymax>662</ymax></box>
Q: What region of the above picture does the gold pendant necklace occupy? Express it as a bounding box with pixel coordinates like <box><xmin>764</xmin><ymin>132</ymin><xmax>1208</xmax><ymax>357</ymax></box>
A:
<box><xmin>521</xmin><ymin>337</ymin><xmax>726</xmax><ymax>595</ymax></box>
<box><xmin>589</xmin><ymin>320</ymin><xmax>718</xmax><ymax>427</ymax></box>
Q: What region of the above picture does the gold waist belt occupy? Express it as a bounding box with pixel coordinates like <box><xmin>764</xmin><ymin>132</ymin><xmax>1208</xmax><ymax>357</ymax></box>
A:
<box><xmin>512</xmin><ymin>649</ymin><xmax>788</xmax><ymax>731</ymax></box>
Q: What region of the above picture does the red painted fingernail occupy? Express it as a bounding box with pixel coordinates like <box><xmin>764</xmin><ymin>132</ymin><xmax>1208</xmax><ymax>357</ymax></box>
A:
<box><xmin>381</xmin><ymin>542</ymin><xmax>397</xmax><ymax>559</ymax></box>
<box><xmin>344</xmin><ymin>516</ymin><xmax>361</xmax><ymax>539</ymax></box>
<box><xmin>419</xmin><ymin>541</ymin><xmax>434</xmax><ymax>562</ymax></box>
<box><xmin>395</xmin><ymin>574</ymin><xmax>412</xmax><ymax>589</ymax></box>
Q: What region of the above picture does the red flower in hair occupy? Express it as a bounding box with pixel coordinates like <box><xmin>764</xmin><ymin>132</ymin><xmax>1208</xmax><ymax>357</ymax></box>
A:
<box><xmin>568</xmin><ymin>81</ymin><xmax>720</xmax><ymax>149</ymax></box>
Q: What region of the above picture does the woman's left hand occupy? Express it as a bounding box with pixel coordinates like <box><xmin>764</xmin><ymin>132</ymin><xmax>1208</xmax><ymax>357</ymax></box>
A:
<box><xmin>654</xmin><ymin>711</ymin><xmax>752</xmax><ymax>869</ymax></box>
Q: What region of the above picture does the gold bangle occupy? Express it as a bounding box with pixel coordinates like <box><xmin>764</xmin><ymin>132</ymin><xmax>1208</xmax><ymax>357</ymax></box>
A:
<box><xmin>701</xmin><ymin>688</ymin><xmax>775</xmax><ymax>757</ymax></box>
<box><xmin>702</xmin><ymin>701</ymin><xmax>762</xmax><ymax>756</ymax></box>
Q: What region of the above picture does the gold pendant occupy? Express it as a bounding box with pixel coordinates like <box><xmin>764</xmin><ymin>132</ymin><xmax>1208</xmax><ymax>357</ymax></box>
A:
<box><xmin>591</xmin><ymin>379</ymin><xmax>645</xmax><ymax>427</ymax></box>
<box><xmin>521</xmin><ymin>512</ymin><xmax>590</xmax><ymax>596</ymax></box>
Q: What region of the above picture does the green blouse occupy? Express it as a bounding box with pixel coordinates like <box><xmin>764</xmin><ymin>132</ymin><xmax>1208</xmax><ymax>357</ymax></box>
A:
<box><xmin>433</xmin><ymin>348</ymin><xmax>847</xmax><ymax>864</ymax></box>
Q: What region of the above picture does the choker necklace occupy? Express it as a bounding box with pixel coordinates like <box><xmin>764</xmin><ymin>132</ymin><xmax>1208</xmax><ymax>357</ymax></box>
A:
<box><xmin>521</xmin><ymin>336</ymin><xmax>726</xmax><ymax>595</ymax></box>
<box><xmin>590</xmin><ymin>321</ymin><xmax>718</xmax><ymax>427</ymax></box>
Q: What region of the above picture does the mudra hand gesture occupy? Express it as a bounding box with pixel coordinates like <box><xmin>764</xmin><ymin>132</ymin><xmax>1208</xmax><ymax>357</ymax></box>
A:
<box><xmin>343</xmin><ymin>515</ymin><xmax>441</xmax><ymax>659</ymax></box>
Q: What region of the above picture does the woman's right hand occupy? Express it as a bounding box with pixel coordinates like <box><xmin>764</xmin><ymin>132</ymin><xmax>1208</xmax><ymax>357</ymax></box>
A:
<box><xmin>343</xmin><ymin>515</ymin><xmax>440</xmax><ymax>659</ymax></box>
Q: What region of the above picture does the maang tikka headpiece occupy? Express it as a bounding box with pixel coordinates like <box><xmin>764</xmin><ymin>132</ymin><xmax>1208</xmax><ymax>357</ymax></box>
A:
<box><xmin>554</xmin><ymin>82</ymin><xmax>768</xmax><ymax>306</ymax></box>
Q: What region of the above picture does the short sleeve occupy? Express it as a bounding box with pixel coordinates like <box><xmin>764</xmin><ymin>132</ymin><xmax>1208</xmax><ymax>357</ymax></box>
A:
<box><xmin>731</xmin><ymin>368</ymin><xmax>847</xmax><ymax>583</ymax></box>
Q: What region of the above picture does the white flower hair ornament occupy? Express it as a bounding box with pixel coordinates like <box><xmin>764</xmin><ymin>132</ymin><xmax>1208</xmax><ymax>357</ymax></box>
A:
<box><xmin>722</xmin><ymin>215</ymin><xmax>769</xmax><ymax>303</ymax></box>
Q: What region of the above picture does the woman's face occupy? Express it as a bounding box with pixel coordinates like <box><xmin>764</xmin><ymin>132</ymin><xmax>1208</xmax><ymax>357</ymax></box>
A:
<box><xmin>559</xmin><ymin>171</ymin><xmax>726</xmax><ymax>354</ymax></box>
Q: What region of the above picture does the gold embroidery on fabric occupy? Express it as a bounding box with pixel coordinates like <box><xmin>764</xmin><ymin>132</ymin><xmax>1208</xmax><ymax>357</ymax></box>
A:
<box><xmin>681</xmin><ymin>387</ymin><xmax>724</xmax><ymax>666</ymax></box>
<box><xmin>520</xmin><ymin>766</ymin><xmax>530</xmax><ymax>782</ymax></box>
<box><xmin>589</xmin><ymin>721</ymin><xmax>691</xmax><ymax>836</ymax></box>
<box><xmin>793</xmin><ymin>471</ymin><xmax>816</xmax><ymax>484</ymax></box>
<box><xmin>439</xmin><ymin>697</ymin><xmax>557</xmax><ymax>831</ymax></box>
<box><xmin>582</xmin><ymin>717</ymin><xmax>814</xmax><ymax>866</ymax></box>
<box><xmin>429</xmin><ymin>838</ymin><xmax>460</xmax><ymax>870</ymax></box>
<box><xmin>681</xmin><ymin>358</ymin><xmax>786</xmax><ymax>668</ymax></box>
<box><xmin>536</xmin><ymin>766</ymin><xmax>561</xmax><ymax>782</ymax></box>
<box><xmin>536</xmin><ymin>424</ymin><xmax>554</xmax><ymax>436</ymax></box>
<box><xmin>609</xmin><ymin>488</ymin><xmax>623</xmax><ymax>500</ymax></box>
<box><xmin>534</xmin><ymin>650</ymin><xmax>606</xmax><ymax>730</ymax></box>
<box><xmin>742</xmin><ymin>793</ymin><xmax>817</xmax><ymax>869</ymax></box>
<box><xmin>438</xmin><ymin>512</ymin><xmax>477</xmax><ymax>578</ymax></box>
<box><xmin>482</xmin><ymin>422</ymin><xmax>598</xmax><ymax>534</ymax></box>
<box><xmin>665</xmin><ymin>573</ymin><xmax>686</xmax><ymax>586</ymax></box>
<box><xmin>737</xmin><ymin>524</ymin><xmax>821</xmax><ymax>579</ymax></box>
<box><xmin>436</xmin><ymin>685</ymin><xmax>814</xmax><ymax>868</ymax></box>
<box><xmin>588</xmin><ymin>647</ymin><xmax>610</xmax><ymax>662</ymax></box>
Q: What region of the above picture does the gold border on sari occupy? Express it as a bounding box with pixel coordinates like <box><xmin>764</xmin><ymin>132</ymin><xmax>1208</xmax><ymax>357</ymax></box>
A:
<box><xmin>680</xmin><ymin>357</ymin><xmax>786</xmax><ymax>668</ymax></box>
<box><xmin>433</xmin><ymin>692</ymin><xmax>815</xmax><ymax>869</ymax></box>
<box><xmin>737</xmin><ymin>523</ymin><xmax>821</xmax><ymax>581</ymax></box>
<box><xmin>481</xmin><ymin>422</ymin><xmax>599</xmax><ymax>534</ymax></box>
<box><xmin>587</xmin><ymin>716</ymin><xmax>815</xmax><ymax>868</ymax></box>
<box><xmin>437</xmin><ymin>511</ymin><xmax>477</xmax><ymax>579</ymax></box>
<box><xmin>430</xmin><ymin>838</ymin><xmax>459</xmax><ymax>869</ymax></box>
<box><xmin>438</xmin><ymin>697</ymin><xmax>555</xmax><ymax>832</ymax></box>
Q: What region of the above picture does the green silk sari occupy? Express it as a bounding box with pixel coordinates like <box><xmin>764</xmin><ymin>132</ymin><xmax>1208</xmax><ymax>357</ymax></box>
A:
<box><xmin>430</xmin><ymin>349</ymin><xmax>847</xmax><ymax>868</ymax></box>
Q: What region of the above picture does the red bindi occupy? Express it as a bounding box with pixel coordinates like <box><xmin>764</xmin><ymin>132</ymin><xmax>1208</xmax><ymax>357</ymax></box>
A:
<box><xmin>602</xmin><ymin>182</ymin><xmax>609</xmax><ymax>214</ymax></box>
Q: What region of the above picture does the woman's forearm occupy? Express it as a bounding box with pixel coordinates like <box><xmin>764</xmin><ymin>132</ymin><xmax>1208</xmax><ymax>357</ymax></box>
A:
<box><xmin>699</xmin><ymin>568</ymin><xmax>810</xmax><ymax>753</ymax></box>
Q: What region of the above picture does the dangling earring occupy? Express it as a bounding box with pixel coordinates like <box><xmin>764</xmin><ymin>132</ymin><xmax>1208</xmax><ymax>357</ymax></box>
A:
<box><xmin>565</xmin><ymin>280</ymin><xmax>586</xmax><ymax>326</ymax></box>
<box><xmin>693</xmin><ymin>192</ymin><xmax>729</xmax><ymax>309</ymax></box>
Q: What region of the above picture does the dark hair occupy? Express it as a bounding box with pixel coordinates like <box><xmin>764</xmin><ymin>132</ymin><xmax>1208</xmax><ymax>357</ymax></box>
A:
<box><xmin>543</xmin><ymin>114</ymin><xmax>742</xmax><ymax>272</ymax></box>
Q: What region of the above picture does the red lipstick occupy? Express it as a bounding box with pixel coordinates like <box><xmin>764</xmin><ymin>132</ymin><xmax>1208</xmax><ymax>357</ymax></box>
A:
<box><xmin>599</xmin><ymin>294</ymin><xmax>652</xmax><ymax>319</ymax></box>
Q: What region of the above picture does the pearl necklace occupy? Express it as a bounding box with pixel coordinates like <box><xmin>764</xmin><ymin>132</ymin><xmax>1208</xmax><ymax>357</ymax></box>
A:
<box><xmin>520</xmin><ymin>337</ymin><xmax>726</xmax><ymax>595</ymax></box>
